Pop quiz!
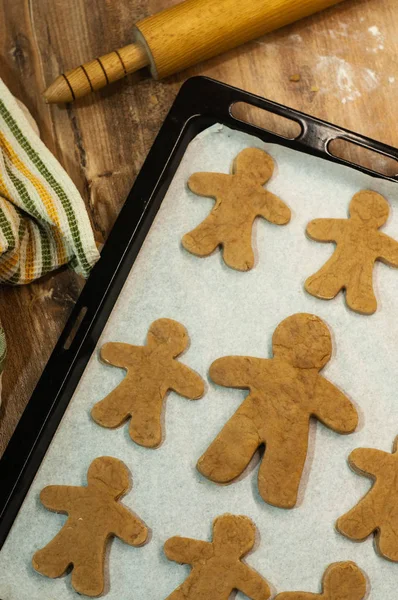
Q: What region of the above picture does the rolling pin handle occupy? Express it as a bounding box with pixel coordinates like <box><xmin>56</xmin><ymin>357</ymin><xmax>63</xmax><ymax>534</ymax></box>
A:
<box><xmin>43</xmin><ymin>42</ymin><xmax>149</xmax><ymax>104</ymax></box>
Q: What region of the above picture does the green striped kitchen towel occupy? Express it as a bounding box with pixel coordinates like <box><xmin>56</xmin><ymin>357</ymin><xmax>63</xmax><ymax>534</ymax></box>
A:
<box><xmin>0</xmin><ymin>78</ymin><xmax>100</xmax><ymax>390</ymax></box>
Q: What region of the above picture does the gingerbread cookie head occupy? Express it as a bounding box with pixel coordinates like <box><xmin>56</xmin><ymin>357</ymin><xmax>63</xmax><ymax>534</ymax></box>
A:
<box><xmin>213</xmin><ymin>514</ymin><xmax>256</xmax><ymax>556</ymax></box>
<box><xmin>272</xmin><ymin>313</ymin><xmax>332</xmax><ymax>370</ymax></box>
<box><xmin>147</xmin><ymin>318</ymin><xmax>189</xmax><ymax>356</ymax></box>
<box><xmin>349</xmin><ymin>190</ymin><xmax>389</xmax><ymax>227</ymax></box>
<box><xmin>87</xmin><ymin>456</ymin><xmax>130</xmax><ymax>498</ymax></box>
<box><xmin>323</xmin><ymin>562</ymin><xmax>367</xmax><ymax>599</ymax></box>
<box><xmin>275</xmin><ymin>561</ymin><xmax>367</xmax><ymax>600</ymax></box>
<box><xmin>233</xmin><ymin>147</ymin><xmax>274</xmax><ymax>184</ymax></box>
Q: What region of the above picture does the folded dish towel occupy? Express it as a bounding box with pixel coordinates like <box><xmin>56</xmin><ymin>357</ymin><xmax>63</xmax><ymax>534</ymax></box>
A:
<box><xmin>0</xmin><ymin>78</ymin><xmax>100</xmax><ymax>395</ymax></box>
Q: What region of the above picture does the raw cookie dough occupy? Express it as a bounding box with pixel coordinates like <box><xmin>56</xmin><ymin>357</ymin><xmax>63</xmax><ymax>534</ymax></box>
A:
<box><xmin>305</xmin><ymin>190</ymin><xmax>398</xmax><ymax>314</ymax></box>
<box><xmin>32</xmin><ymin>456</ymin><xmax>147</xmax><ymax>597</ymax></box>
<box><xmin>275</xmin><ymin>562</ymin><xmax>367</xmax><ymax>600</ymax></box>
<box><xmin>197</xmin><ymin>313</ymin><xmax>358</xmax><ymax>508</ymax></box>
<box><xmin>182</xmin><ymin>147</ymin><xmax>291</xmax><ymax>271</ymax></box>
<box><xmin>91</xmin><ymin>319</ymin><xmax>205</xmax><ymax>448</ymax></box>
<box><xmin>337</xmin><ymin>435</ymin><xmax>398</xmax><ymax>561</ymax></box>
<box><xmin>164</xmin><ymin>514</ymin><xmax>271</xmax><ymax>600</ymax></box>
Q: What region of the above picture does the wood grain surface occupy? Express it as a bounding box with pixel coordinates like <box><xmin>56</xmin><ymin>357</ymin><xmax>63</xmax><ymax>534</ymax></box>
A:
<box><xmin>0</xmin><ymin>0</ymin><xmax>397</xmax><ymax>455</ymax></box>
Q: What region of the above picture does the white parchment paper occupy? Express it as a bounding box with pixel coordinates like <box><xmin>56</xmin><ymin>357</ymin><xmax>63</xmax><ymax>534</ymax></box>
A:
<box><xmin>1</xmin><ymin>124</ymin><xmax>398</xmax><ymax>600</ymax></box>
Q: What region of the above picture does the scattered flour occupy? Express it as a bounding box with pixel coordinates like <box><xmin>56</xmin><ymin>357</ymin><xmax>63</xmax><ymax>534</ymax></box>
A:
<box><xmin>367</xmin><ymin>25</ymin><xmax>385</xmax><ymax>53</ymax></box>
<box><xmin>369</xmin><ymin>25</ymin><xmax>381</xmax><ymax>36</ymax></box>
<box><xmin>316</xmin><ymin>56</ymin><xmax>380</xmax><ymax>104</ymax></box>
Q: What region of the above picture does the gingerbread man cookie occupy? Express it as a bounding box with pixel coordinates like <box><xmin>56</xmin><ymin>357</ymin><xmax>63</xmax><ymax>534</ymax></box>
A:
<box><xmin>337</xmin><ymin>435</ymin><xmax>398</xmax><ymax>561</ymax></box>
<box><xmin>305</xmin><ymin>190</ymin><xmax>398</xmax><ymax>314</ymax></box>
<box><xmin>182</xmin><ymin>148</ymin><xmax>291</xmax><ymax>271</ymax></box>
<box><xmin>275</xmin><ymin>562</ymin><xmax>367</xmax><ymax>600</ymax></box>
<box><xmin>197</xmin><ymin>313</ymin><xmax>358</xmax><ymax>508</ymax></box>
<box><xmin>164</xmin><ymin>514</ymin><xmax>271</xmax><ymax>600</ymax></box>
<box><xmin>91</xmin><ymin>319</ymin><xmax>205</xmax><ymax>448</ymax></box>
<box><xmin>32</xmin><ymin>457</ymin><xmax>147</xmax><ymax>597</ymax></box>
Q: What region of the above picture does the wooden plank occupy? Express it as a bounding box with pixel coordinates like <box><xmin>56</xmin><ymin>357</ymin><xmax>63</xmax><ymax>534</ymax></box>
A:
<box><xmin>0</xmin><ymin>0</ymin><xmax>397</xmax><ymax>454</ymax></box>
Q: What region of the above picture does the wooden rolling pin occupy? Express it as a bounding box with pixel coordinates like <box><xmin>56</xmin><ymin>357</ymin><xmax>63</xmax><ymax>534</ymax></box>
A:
<box><xmin>44</xmin><ymin>0</ymin><xmax>345</xmax><ymax>104</ymax></box>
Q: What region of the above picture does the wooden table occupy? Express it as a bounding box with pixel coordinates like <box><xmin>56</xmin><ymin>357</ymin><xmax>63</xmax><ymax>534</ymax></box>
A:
<box><xmin>0</xmin><ymin>0</ymin><xmax>397</xmax><ymax>454</ymax></box>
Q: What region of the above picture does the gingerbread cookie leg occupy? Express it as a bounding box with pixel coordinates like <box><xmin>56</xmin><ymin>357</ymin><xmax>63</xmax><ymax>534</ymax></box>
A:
<box><xmin>182</xmin><ymin>215</ymin><xmax>220</xmax><ymax>258</ymax></box>
<box><xmin>345</xmin><ymin>262</ymin><xmax>377</xmax><ymax>314</ymax></box>
<box><xmin>378</xmin><ymin>529</ymin><xmax>398</xmax><ymax>561</ymax></box>
<box><xmin>197</xmin><ymin>401</ymin><xmax>260</xmax><ymax>483</ymax></box>
<box><xmin>222</xmin><ymin>223</ymin><xmax>255</xmax><ymax>271</ymax></box>
<box><xmin>336</xmin><ymin>448</ymin><xmax>391</xmax><ymax>543</ymax></box>
<box><xmin>305</xmin><ymin>255</ymin><xmax>345</xmax><ymax>300</ymax></box>
<box><xmin>337</xmin><ymin>494</ymin><xmax>379</xmax><ymax>541</ymax></box>
<box><xmin>258</xmin><ymin>427</ymin><xmax>308</xmax><ymax>508</ymax></box>
<box><xmin>91</xmin><ymin>380</ymin><xmax>133</xmax><ymax>429</ymax></box>
<box><xmin>33</xmin><ymin>534</ymin><xmax>71</xmax><ymax>579</ymax></box>
<box><xmin>129</xmin><ymin>398</ymin><xmax>163</xmax><ymax>448</ymax></box>
<box><xmin>72</xmin><ymin>555</ymin><xmax>104</xmax><ymax>598</ymax></box>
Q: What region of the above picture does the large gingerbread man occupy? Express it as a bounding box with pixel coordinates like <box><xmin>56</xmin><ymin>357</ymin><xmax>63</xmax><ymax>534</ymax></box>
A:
<box><xmin>164</xmin><ymin>514</ymin><xmax>271</xmax><ymax>600</ymax></box>
<box><xmin>275</xmin><ymin>562</ymin><xmax>367</xmax><ymax>600</ymax></box>
<box><xmin>305</xmin><ymin>190</ymin><xmax>398</xmax><ymax>314</ymax></box>
<box><xmin>91</xmin><ymin>319</ymin><xmax>205</xmax><ymax>447</ymax></box>
<box><xmin>337</xmin><ymin>436</ymin><xmax>398</xmax><ymax>561</ymax></box>
<box><xmin>197</xmin><ymin>313</ymin><xmax>358</xmax><ymax>508</ymax></box>
<box><xmin>32</xmin><ymin>456</ymin><xmax>148</xmax><ymax>597</ymax></box>
<box><xmin>182</xmin><ymin>147</ymin><xmax>291</xmax><ymax>271</ymax></box>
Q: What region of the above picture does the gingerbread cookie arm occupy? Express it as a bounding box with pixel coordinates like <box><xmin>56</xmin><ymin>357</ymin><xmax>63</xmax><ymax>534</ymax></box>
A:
<box><xmin>112</xmin><ymin>505</ymin><xmax>148</xmax><ymax>546</ymax></box>
<box><xmin>40</xmin><ymin>485</ymin><xmax>80</xmax><ymax>513</ymax></box>
<box><xmin>164</xmin><ymin>537</ymin><xmax>212</xmax><ymax>564</ymax></box>
<box><xmin>348</xmin><ymin>447</ymin><xmax>394</xmax><ymax>477</ymax></box>
<box><xmin>378</xmin><ymin>232</ymin><xmax>398</xmax><ymax>266</ymax></box>
<box><xmin>306</xmin><ymin>218</ymin><xmax>347</xmax><ymax>242</ymax></box>
<box><xmin>187</xmin><ymin>172</ymin><xmax>230</xmax><ymax>199</ymax></box>
<box><xmin>169</xmin><ymin>363</ymin><xmax>205</xmax><ymax>399</ymax></box>
<box><xmin>253</xmin><ymin>190</ymin><xmax>291</xmax><ymax>226</ymax></box>
<box><xmin>210</xmin><ymin>356</ymin><xmax>268</xmax><ymax>389</ymax></box>
<box><xmin>100</xmin><ymin>342</ymin><xmax>140</xmax><ymax>368</ymax></box>
<box><xmin>235</xmin><ymin>562</ymin><xmax>271</xmax><ymax>600</ymax></box>
<box><xmin>311</xmin><ymin>377</ymin><xmax>358</xmax><ymax>434</ymax></box>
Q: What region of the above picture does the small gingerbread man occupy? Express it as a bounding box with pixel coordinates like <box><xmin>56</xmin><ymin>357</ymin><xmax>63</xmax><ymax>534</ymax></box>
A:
<box><xmin>32</xmin><ymin>456</ymin><xmax>148</xmax><ymax>597</ymax></box>
<box><xmin>197</xmin><ymin>313</ymin><xmax>358</xmax><ymax>508</ymax></box>
<box><xmin>182</xmin><ymin>147</ymin><xmax>291</xmax><ymax>271</ymax></box>
<box><xmin>275</xmin><ymin>561</ymin><xmax>367</xmax><ymax>600</ymax></box>
<box><xmin>337</xmin><ymin>435</ymin><xmax>398</xmax><ymax>561</ymax></box>
<box><xmin>305</xmin><ymin>190</ymin><xmax>398</xmax><ymax>314</ymax></box>
<box><xmin>164</xmin><ymin>514</ymin><xmax>271</xmax><ymax>600</ymax></box>
<box><xmin>91</xmin><ymin>319</ymin><xmax>205</xmax><ymax>447</ymax></box>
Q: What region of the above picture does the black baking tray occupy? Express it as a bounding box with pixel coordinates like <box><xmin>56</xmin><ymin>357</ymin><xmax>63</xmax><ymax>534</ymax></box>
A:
<box><xmin>1</xmin><ymin>75</ymin><xmax>398</xmax><ymax>548</ymax></box>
